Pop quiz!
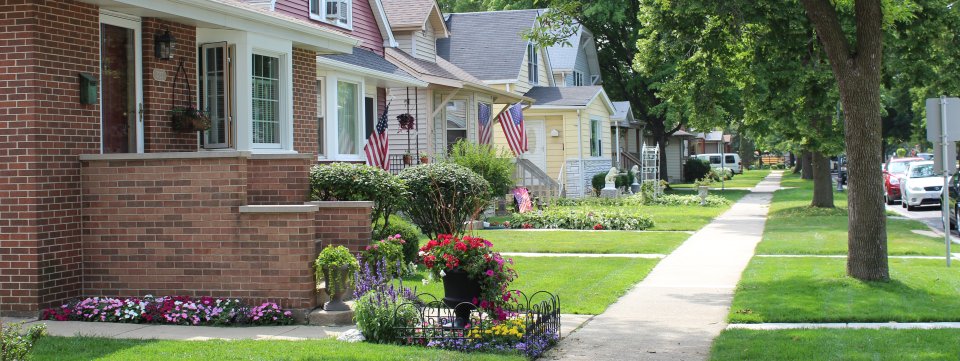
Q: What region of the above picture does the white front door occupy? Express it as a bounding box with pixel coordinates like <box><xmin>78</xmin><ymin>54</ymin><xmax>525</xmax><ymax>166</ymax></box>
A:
<box><xmin>524</xmin><ymin>119</ymin><xmax>547</xmax><ymax>173</ymax></box>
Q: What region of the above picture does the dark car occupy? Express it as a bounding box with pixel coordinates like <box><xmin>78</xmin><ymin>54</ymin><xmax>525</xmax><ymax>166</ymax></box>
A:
<box><xmin>950</xmin><ymin>172</ymin><xmax>960</xmax><ymax>230</ymax></box>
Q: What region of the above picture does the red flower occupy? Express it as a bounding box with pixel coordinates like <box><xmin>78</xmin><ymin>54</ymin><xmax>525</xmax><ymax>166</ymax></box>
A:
<box><xmin>593</xmin><ymin>224</ymin><xmax>604</xmax><ymax>230</ymax></box>
<box><xmin>423</xmin><ymin>255</ymin><xmax>436</xmax><ymax>268</ymax></box>
<box><xmin>522</xmin><ymin>223</ymin><xmax>533</xmax><ymax>229</ymax></box>
<box><xmin>454</xmin><ymin>241</ymin><xmax>467</xmax><ymax>252</ymax></box>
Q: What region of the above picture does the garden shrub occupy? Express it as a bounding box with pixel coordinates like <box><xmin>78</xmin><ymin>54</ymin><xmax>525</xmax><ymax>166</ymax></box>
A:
<box><xmin>510</xmin><ymin>208</ymin><xmax>654</xmax><ymax>230</ymax></box>
<box><xmin>642</xmin><ymin>194</ymin><xmax>731</xmax><ymax>206</ymax></box>
<box><xmin>362</xmin><ymin>234</ymin><xmax>407</xmax><ymax>277</ymax></box>
<box><xmin>1</xmin><ymin>321</ymin><xmax>45</xmax><ymax>361</ymax></box>
<box><xmin>373</xmin><ymin>217</ymin><xmax>422</xmax><ymax>264</ymax></box>
<box><xmin>445</xmin><ymin>140</ymin><xmax>514</xmax><ymax>200</ymax></box>
<box><xmin>398</xmin><ymin>162</ymin><xmax>490</xmax><ymax>238</ymax></box>
<box><xmin>684</xmin><ymin>158</ymin><xmax>711</xmax><ymax>182</ymax></box>
<box><xmin>309</xmin><ymin>163</ymin><xmax>408</xmax><ymax>236</ymax></box>
<box><xmin>591</xmin><ymin>172</ymin><xmax>606</xmax><ymax>196</ymax></box>
<box><xmin>353</xmin><ymin>259</ymin><xmax>418</xmax><ymax>344</ymax></box>
<box><xmin>616</xmin><ymin>170</ymin><xmax>635</xmax><ymax>189</ymax></box>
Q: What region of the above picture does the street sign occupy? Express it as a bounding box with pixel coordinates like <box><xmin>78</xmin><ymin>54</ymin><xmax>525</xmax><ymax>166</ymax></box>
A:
<box><xmin>934</xmin><ymin>141</ymin><xmax>957</xmax><ymax>174</ymax></box>
<box><xmin>925</xmin><ymin>97</ymin><xmax>960</xmax><ymax>142</ymax></box>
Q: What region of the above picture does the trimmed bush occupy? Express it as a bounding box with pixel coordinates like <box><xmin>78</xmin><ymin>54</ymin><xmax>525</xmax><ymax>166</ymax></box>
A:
<box><xmin>446</xmin><ymin>140</ymin><xmax>514</xmax><ymax>200</ymax></box>
<box><xmin>398</xmin><ymin>162</ymin><xmax>490</xmax><ymax>239</ymax></box>
<box><xmin>1</xmin><ymin>321</ymin><xmax>45</xmax><ymax>361</ymax></box>
<box><xmin>510</xmin><ymin>208</ymin><xmax>654</xmax><ymax>230</ymax></box>
<box><xmin>591</xmin><ymin>173</ymin><xmax>606</xmax><ymax>196</ymax></box>
<box><xmin>684</xmin><ymin>158</ymin><xmax>711</xmax><ymax>182</ymax></box>
<box><xmin>309</xmin><ymin>163</ymin><xmax>408</xmax><ymax>236</ymax></box>
<box><xmin>373</xmin><ymin>217</ymin><xmax>422</xmax><ymax>264</ymax></box>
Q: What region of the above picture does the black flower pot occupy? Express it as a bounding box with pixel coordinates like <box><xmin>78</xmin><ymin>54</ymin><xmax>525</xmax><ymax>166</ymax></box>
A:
<box><xmin>441</xmin><ymin>269</ymin><xmax>481</xmax><ymax>329</ymax></box>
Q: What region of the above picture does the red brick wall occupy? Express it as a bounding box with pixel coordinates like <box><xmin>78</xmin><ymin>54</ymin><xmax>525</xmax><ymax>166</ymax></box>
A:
<box><xmin>247</xmin><ymin>156</ymin><xmax>312</xmax><ymax>205</ymax></box>
<box><xmin>142</xmin><ymin>19</ymin><xmax>198</xmax><ymax>152</ymax></box>
<box><xmin>81</xmin><ymin>156</ymin><xmax>320</xmax><ymax>309</ymax></box>
<box><xmin>314</xmin><ymin>204</ymin><xmax>373</xmax><ymax>254</ymax></box>
<box><xmin>0</xmin><ymin>0</ymin><xmax>100</xmax><ymax>315</ymax></box>
<box><xmin>293</xmin><ymin>47</ymin><xmax>318</xmax><ymax>156</ymax></box>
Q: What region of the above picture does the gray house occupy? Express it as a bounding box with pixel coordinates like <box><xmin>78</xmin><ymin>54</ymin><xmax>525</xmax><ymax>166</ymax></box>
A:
<box><xmin>546</xmin><ymin>24</ymin><xmax>602</xmax><ymax>87</ymax></box>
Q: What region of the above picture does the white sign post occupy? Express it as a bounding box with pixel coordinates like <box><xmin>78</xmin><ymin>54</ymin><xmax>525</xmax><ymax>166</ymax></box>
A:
<box><xmin>925</xmin><ymin>96</ymin><xmax>960</xmax><ymax>266</ymax></box>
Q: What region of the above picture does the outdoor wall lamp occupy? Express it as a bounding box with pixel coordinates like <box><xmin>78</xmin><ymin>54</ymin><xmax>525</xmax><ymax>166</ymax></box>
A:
<box><xmin>154</xmin><ymin>30</ymin><xmax>176</xmax><ymax>60</ymax></box>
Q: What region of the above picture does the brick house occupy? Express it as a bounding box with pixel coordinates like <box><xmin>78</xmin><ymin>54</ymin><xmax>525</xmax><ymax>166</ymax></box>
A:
<box><xmin>0</xmin><ymin>0</ymin><xmax>423</xmax><ymax>316</ymax></box>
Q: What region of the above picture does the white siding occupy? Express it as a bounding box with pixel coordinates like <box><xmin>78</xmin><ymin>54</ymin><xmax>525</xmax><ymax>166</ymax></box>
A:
<box><xmin>386</xmin><ymin>87</ymin><xmax>432</xmax><ymax>158</ymax></box>
<box><xmin>414</xmin><ymin>22</ymin><xmax>437</xmax><ymax>61</ymax></box>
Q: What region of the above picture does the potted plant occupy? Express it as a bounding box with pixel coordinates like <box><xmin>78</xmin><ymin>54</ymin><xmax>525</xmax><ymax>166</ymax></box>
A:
<box><xmin>170</xmin><ymin>106</ymin><xmax>211</xmax><ymax>133</ymax></box>
<box><xmin>419</xmin><ymin>234</ymin><xmax>517</xmax><ymax>328</ymax></box>
<box><xmin>695</xmin><ymin>176</ymin><xmax>713</xmax><ymax>206</ymax></box>
<box><xmin>402</xmin><ymin>152</ymin><xmax>413</xmax><ymax>165</ymax></box>
<box><xmin>314</xmin><ymin>245</ymin><xmax>359</xmax><ymax>312</ymax></box>
<box><xmin>419</xmin><ymin>152</ymin><xmax>429</xmax><ymax>164</ymax></box>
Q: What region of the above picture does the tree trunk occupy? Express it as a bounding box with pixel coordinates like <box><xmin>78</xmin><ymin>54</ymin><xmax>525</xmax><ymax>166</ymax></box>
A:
<box><xmin>801</xmin><ymin>0</ymin><xmax>887</xmax><ymax>281</ymax></box>
<box><xmin>811</xmin><ymin>151</ymin><xmax>835</xmax><ymax>208</ymax></box>
<box><xmin>792</xmin><ymin>152</ymin><xmax>802</xmax><ymax>173</ymax></box>
<box><xmin>801</xmin><ymin>151</ymin><xmax>813</xmax><ymax>179</ymax></box>
<box><xmin>651</xmin><ymin>127</ymin><xmax>671</xmax><ymax>182</ymax></box>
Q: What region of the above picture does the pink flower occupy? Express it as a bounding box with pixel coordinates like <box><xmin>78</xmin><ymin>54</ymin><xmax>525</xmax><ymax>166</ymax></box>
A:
<box><xmin>485</xmin><ymin>270</ymin><xmax>495</xmax><ymax>277</ymax></box>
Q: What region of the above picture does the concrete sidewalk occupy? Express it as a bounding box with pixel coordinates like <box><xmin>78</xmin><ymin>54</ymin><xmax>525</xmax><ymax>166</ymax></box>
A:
<box><xmin>545</xmin><ymin>171</ymin><xmax>783</xmax><ymax>361</ymax></box>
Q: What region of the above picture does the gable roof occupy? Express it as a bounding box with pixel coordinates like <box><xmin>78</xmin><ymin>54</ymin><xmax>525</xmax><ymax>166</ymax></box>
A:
<box><xmin>545</xmin><ymin>24</ymin><xmax>602</xmax><ymax>83</ymax></box>
<box><xmin>524</xmin><ymin>86</ymin><xmax>613</xmax><ymax>113</ymax></box>
<box><xmin>319</xmin><ymin>47</ymin><xmax>423</xmax><ymax>86</ymax></box>
<box><xmin>381</xmin><ymin>0</ymin><xmax>449</xmax><ymax>37</ymax></box>
<box><xmin>437</xmin><ymin>9</ymin><xmax>543</xmax><ymax>82</ymax></box>
<box><xmin>611</xmin><ymin>101</ymin><xmax>632</xmax><ymax>121</ymax></box>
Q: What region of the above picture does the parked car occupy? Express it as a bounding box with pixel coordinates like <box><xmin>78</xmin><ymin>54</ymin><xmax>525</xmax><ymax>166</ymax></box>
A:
<box><xmin>949</xmin><ymin>172</ymin><xmax>960</xmax><ymax>230</ymax></box>
<box><xmin>695</xmin><ymin>153</ymin><xmax>742</xmax><ymax>174</ymax></box>
<box><xmin>900</xmin><ymin>161</ymin><xmax>942</xmax><ymax>211</ymax></box>
<box><xmin>883</xmin><ymin>157</ymin><xmax>923</xmax><ymax>205</ymax></box>
<box><xmin>917</xmin><ymin>153</ymin><xmax>934</xmax><ymax>161</ymax></box>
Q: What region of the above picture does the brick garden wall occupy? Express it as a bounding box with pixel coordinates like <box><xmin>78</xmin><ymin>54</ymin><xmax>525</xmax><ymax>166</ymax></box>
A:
<box><xmin>142</xmin><ymin>19</ymin><xmax>198</xmax><ymax>152</ymax></box>
<box><xmin>246</xmin><ymin>155</ymin><xmax>312</xmax><ymax>205</ymax></box>
<box><xmin>0</xmin><ymin>0</ymin><xmax>101</xmax><ymax>314</ymax></box>
<box><xmin>80</xmin><ymin>154</ymin><xmax>371</xmax><ymax>310</ymax></box>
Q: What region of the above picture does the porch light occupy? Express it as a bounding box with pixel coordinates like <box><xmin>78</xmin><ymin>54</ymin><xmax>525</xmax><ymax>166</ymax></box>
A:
<box><xmin>154</xmin><ymin>30</ymin><xmax>176</xmax><ymax>60</ymax></box>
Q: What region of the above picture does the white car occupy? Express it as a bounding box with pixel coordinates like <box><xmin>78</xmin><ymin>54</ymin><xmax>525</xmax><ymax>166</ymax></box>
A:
<box><xmin>900</xmin><ymin>161</ymin><xmax>942</xmax><ymax>211</ymax></box>
<box><xmin>694</xmin><ymin>153</ymin><xmax>742</xmax><ymax>174</ymax></box>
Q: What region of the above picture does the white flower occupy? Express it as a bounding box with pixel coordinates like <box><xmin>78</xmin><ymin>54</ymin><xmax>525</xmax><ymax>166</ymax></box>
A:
<box><xmin>418</xmin><ymin>251</ymin><xmax>426</xmax><ymax>257</ymax></box>
<box><xmin>439</xmin><ymin>270</ymin><xmax>446</xmax><ymax>278</ymax></box>
<box><xmin>422</xmin><ymin>279</ymin><xmax>429</xmax><ymax>285</ymax></box>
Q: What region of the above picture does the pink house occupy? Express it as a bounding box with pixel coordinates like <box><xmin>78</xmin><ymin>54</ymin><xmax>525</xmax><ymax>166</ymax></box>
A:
<box><xmin>0</xmin><ymin>0</ymin><xmax>422</xmax><ymax>316</ymax></box>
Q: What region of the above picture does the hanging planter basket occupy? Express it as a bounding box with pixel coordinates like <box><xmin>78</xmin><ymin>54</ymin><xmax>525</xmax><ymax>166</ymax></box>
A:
<box><xmin>170</xmin><ymin>106</ymin><xmax>211</xmax><ymax>133</ymax></box>
<box><xmin>168</xmin><ymin>59</ymin><xmax>209</xmax><ymax>133</ymax></box>
<box><xmin>397</xmin><ymin>113</ymin><xmax>416</xmax><ymax>131</ymax></box>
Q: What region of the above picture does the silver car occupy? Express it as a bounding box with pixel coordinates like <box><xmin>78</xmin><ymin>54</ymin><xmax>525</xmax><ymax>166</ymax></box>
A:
<box><xmin>900</xmin><ymin>161</ymin><xmax>942</xmax><ymax>211</ymax></box>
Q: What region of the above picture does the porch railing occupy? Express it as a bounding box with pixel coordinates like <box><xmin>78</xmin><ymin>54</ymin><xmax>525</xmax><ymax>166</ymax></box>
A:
<box><xmin>515</xmin><ymin>158</ymin><xmax>559</xmax><ymax>203</ymax></box>
<box><xmin>620</xmin><ymin>151</ymin><xmax>642</xmax><ymax>171</ymax></box>
<box><xmin>388</xmin><ymin>154</ymin><xmax>425</xmax><ymax>175</ymax></box>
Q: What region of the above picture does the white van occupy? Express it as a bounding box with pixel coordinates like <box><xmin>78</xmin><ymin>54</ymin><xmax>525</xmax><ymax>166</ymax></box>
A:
<box><xmin>695</xmin><ymin>153</ymin><xmax>742</xmax><ymax>174</ymax></box>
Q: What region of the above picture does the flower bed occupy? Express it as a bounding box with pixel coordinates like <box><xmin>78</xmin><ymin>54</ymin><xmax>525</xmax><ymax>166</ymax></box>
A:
<box><xmin>509</xmin><ymin>208</ymin><xmax>654</xmax><ymax>230</ymax></box>
<box><xmin>40</xmin><ymin>296</ymin><xmax>293</xmax><ymax>326</ymax></box>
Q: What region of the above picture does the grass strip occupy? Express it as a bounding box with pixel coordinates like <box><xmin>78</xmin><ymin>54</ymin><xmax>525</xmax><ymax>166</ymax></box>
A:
<box><xmin>711</xmin><ymin>328</ymin><xmax>960</xmax><ymax>361</ymax></box>
<box><xmin>470</xmin><ymin>230</ymin><xmax>688</xmax><ymax>254</ymax></box>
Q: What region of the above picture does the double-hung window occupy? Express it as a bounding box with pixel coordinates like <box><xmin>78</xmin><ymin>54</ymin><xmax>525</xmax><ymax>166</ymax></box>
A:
<box><xmin>337</xmin><ymin>81</ymin><xmax>360</xmax><ymax>155</ymax></box>
<box><xmin>200</xmin><ymin>42</ymin><xmax>232</xmax><ymax>149</ymax></box>
<box><xmin>572</xmin><ymin>71</ymin><xmax>583</xmax><ymax>86</ymax></box>
<box><xmin>590</xmin><ymin>118</ymin><xmax>602</xmax><ymax>157</ymax></box>
<box><xmin>251</xmin><ymin>54</ymin><xmax>281</xmax><ymax>148</ymax></box>
<box><xmin>316</xmin><ymin>78</ymin><xmax>325</xmax><ymax>156</ymax></box>
<box><xmin>309</xmin><ymin>0</ymin><xmax>352</xmax><ymax>29</ymax></box>
<box><xmin>446</xmin><ymin>100</ymin><xmax>467</xmax><ymax>151</ymax></box>
<box><xmin>527</xmin><ymin>43</ymin><xmax>538</xmax><ymax>84</ymax></box>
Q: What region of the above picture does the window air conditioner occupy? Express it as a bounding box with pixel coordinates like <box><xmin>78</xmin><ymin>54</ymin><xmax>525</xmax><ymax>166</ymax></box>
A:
<box><xmin>325</xmin><ymin>1</ymin><xmax>341</xmax><ymax>19</ymax></box>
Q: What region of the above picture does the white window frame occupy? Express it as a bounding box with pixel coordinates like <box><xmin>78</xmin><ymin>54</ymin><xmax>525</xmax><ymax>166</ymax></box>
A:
<box><xmin>322</xmin><ymin>73</ymin><xmax>366</xmax><ymax>161</ymax></box>
<box><xmin>309</xmin><ymin>0</ymin><xmax>353</xmax><ymax>30</ymax></box>
<box><xmin>444</xmin><ymin>99</ymin><xmax>468</xmax><ymax>151</ymax></box>
<box><xmin>527</xmin><ymin>43</ymin><xmax>538</xmax><ymax>84</ymax></box>
<box><xmin>250</xmin><ymin>50</ymin><xmax>290</xmax><ymax>150</ymax></box>
<box><xmin>316</xmin><ymin>77</ymin><xmax>326</xmax><ymax>157</ymax></box>
<box><xmin>572</xmin><ymin>70</ymin><xmax>584</xmax><ymax>86</ymax></box>
<box><xmin>590</xmin><ymin>118</ymin><xmax>602</xmax><ymax>157</ymax></box>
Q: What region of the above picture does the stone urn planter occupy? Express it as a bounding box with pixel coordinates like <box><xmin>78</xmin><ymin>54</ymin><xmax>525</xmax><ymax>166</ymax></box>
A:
<box><xmin>697</xmin><ymin>185</ymin><xmax>709</xmax><ymax>206</ymax></box>
<box><xmin>322</xmin><ymin>265</ymin><xmax>352</xmax><ymax>311</ymax></box>
<box><xmin>315</xmin><ymin>245</ymin><xmax>359</xmax><ymax>312</ymax></box>
<box><xmin>441</xmin><ymin>269</ymin><xmax>481</xmax><ymax>329</ymax></box>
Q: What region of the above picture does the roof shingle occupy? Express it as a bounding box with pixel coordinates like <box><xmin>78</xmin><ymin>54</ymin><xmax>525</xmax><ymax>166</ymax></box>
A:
<box><xmin>524</xmin><ymin>86</ymin><xmax>604</xmax><ymax>107</ymax></box>
<box><xmin>438</xmin><ymin>9</ymin><xmax>542</xmax><ymax>81</ymax></box>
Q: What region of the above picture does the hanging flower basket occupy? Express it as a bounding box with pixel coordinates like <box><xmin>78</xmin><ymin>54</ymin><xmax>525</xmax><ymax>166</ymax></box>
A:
<box><xmin>397</xmin><ymin>113</ymin><xmax>416</xmax><ymax>131</ymax></box>
<box><xmin>170</xmin><ymin>106</ymin><xmax>211</xmax><ymax>133</ymax></box>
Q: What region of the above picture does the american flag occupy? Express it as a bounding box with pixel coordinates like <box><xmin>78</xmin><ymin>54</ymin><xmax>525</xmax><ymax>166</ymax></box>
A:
<box><xmin>513</xmin><ymin>187</ymin><xmax>532</xmax><ymax>213</ymax></box>
<box><xmin>478</xmin><ymin>103</ymin><xmax>492</xmax><ymax>145</ymax></box>
<box><xmin>364</xmin><ymin>105</ymin><xmax>389</xmax><ymax>170</ymax></box>
<box><xmin>498</xmin><ymin>103</ymin><xmax>527</xmax><ymax>155</ymax></box>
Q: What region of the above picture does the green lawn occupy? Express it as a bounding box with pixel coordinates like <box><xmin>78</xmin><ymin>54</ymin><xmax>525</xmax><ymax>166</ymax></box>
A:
<box><xmin>729</xmin><ymin>257</ymin><xmax>960</xmax><ymax>323</ymax></box>
<box><xmin>671</xmin><ymin>169</ymin><xmax>772</xmax><ymax>189</ymax></box>
<box><xmin>29</xmin><ymin>337</ymin><xmax>524</xmax><ymax>361</ymax></box>
<box><xmin>711</xmin><ymin>329</ymin><xmax>960</xmax><ymax>361</ymax></box>
<box><xmin>400</xmin><ymin>256</ymin><xmax>658</xmax><ymax>315</ymax></box>
<box><xmin>544</xmin><ymin>190</ymin><xmax>749</xmax><ymax>231</ymax></box>
<box><xmin>758</xmin><ymin>174</ymin><xmax>943</xmax><ymax>256</ymax></box>
<box><xmin>469</xmin><ymin>230</ymin><xmax>688</xmax><ymax>254</ymax></box>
